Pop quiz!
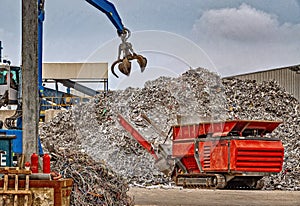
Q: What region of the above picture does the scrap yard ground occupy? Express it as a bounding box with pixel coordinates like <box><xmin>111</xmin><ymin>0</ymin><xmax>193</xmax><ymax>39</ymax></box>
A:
<box><xmin>128</xmin><ymin>188</ymin><xmax>300</xmax><ymax>206</ymax></box>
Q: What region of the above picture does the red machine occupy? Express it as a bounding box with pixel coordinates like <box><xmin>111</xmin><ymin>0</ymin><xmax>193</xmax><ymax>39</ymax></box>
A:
<box><xmin>118</xmin><ymin>114</ymin><xmax>284</xmax><ymax>189</ymax></box>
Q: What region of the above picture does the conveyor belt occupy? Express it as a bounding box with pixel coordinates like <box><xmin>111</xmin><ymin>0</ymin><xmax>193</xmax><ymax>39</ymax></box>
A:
<box><xmin>55</xmin><ymin>79</ymin><xmax>99</xmax><ymax>97</ymax></box>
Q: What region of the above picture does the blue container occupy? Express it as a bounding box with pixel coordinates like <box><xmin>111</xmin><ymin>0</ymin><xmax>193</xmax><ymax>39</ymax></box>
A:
<box><xmin>0</xmin><ymin>129</ymin><xmax>43</xmax><ymax>156</ymax></box>
<box><xmin>0</xmin><ymin>134</ymin><xmax>15</xmax><ymax>166</ymax></box>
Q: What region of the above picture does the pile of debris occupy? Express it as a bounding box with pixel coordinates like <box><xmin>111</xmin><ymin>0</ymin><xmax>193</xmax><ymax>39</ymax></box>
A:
<box><xmin>40</xmin><ymin>111</ymin><xmax>133</xmax><ymax>206</ymax></box>
<box><xmin>222</xmin><ymin>78</ymin><xmax>300</xmax><ymax>190</ymax></box>
<box><xmin>40</xmin><ymin>67</ymin><xmax>300</xmax><ymax>195</ymax></box>
<box><xmin>74</xmin><ymin>68</ymin><xmax>228</xmax><ymax>186</ymax></box>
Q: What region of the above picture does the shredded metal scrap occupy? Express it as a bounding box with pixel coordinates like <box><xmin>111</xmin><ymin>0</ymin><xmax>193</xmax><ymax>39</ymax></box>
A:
<box><xmin>53</xmin><ymin>151</ymin><xmax>133</xmax><ymax>206</ymax></box>
<box><xmin>222</xmin><ymin>78</ymin><xmax>300</xmax><ymax>191</ymax></box>
<box><xmin>40</xmin><ymin>67</ymin><xmax>300</xmax><ymax>202</ymax></box>
<box><xmin>40</xmin><ymin>112</ymin><xmax>133</xmax><ymax>206</ymax></box>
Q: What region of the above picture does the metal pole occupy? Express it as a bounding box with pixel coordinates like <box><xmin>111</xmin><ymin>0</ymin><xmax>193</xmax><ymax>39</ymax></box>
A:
<box><xmin>22</xmin><ymin>0</ymin><xmax>39</xmax><ymax>162</ymax></box>
<box><xmin>0</xmin><ymin>41</ymin><xmax>2</xmax><ymax>63</ymax></box>
<box><xmin>38</xmin><ymin>0</ymin><xmax>45</xmax><ymax>92</ymax></box>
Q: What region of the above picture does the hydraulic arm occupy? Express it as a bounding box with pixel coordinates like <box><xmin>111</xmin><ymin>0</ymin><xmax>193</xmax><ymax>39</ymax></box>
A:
<box><xmin>86</xmin><ymin>0</ymin><xmax>124</xmax><ymax>34</ymax></box>
<box><xmin>86</xmin><ymin>0</ymin><xmax>147</xmax><ymax>78</ymax></box>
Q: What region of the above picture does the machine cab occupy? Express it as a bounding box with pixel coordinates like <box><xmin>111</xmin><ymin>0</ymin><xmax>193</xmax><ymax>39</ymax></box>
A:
<box><xmin>0</xmin><ymin>64</ymin><xmax>21</xmax><ymax>105</ymax></box>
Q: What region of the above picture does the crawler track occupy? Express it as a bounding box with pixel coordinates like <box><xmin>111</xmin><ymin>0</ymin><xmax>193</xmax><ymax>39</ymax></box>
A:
<box><xmin>175</xmin><ymin>174</ymin><xmax>226</xmax><ymax>189</ymax></box>
<box><xmin>175</xmin><ymin>174</ymin><xmax>264</xmax><ymax>190</ymax></box>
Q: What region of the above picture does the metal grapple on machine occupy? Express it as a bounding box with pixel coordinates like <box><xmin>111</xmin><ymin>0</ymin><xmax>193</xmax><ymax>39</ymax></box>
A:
<box><xmin>111</xmin><ymin>28</ymin><xmax>147</xmax><ymax>78</ymax></box>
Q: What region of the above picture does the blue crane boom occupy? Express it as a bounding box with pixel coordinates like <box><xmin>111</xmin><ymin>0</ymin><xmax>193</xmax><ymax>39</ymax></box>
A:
<box><xmin>38</xmin><ymin>0</ymin><xmax>147</xmax><ymax>81</ymax></box>
<box><xmin>85</xmin><ymin>0</ymin><xmax>124</xmax><ymax>35</ymax></box>
<box><xmin>85</xmin><ymin>0</ymin><xmax>147</xmax><ymax>77</ymax></box>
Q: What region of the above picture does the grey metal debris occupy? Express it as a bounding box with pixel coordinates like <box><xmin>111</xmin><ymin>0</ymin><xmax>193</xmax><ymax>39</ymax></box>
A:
<box><xmin>223</xmin><ymin>78</ymin><xmax>300</xmax><ymax>191</ymax></box>
<box><xmin>40</xmin><ymin>111</ymin><xmax>133</xmax><ymax>206</ymax></box>
<box><xmin>40</xmin><ymin>67</ymin><xmax>300</xmax><ymax>198</ymax></box>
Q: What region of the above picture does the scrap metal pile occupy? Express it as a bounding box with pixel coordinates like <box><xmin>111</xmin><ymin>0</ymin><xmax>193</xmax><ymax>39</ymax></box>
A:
<box><xmin>222</xmin><ymin>78</ymin><xmax>300</xmax><ymax>190</ymax></box>
<box><xmin>40</xmin><ymin>67</ymin><xmax>300</xmax><ymax>202</ymax></box>
<box><xmin>40</xmin><ymin>112</ymin><xmax>133</xmax><ymax>206</ymax></box>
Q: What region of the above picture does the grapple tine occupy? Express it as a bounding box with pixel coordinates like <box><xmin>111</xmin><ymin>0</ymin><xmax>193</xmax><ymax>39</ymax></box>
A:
<box><xmin>111</xmin><ymin>59</ymin><xmax>123</xmax><ymax>78</ymax></box>
<box><xmin>140</xmin><ymin>57</ymin><xmax>147</xmax><ymax>72</ymax></box>
<box><xmin>118</xmin><ymin>58</ymin><xmax>131</xmax><ymax>76</ymax></box>
<box><xmin>134</xmin><ymin>54</ymin><xmax>147</xmax><ymax>72</ymax></box>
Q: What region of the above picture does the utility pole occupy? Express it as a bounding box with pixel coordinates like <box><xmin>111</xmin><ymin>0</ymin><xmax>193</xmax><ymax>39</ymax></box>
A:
<box><xmin>22</xmin><ymin>0</ymin><xmax>39</xmax><ymax>162</ymax></box>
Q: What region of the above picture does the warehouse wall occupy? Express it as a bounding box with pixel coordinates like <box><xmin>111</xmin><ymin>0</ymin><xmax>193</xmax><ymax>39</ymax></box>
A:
<box><xmin>224</xmin><ymin>65</ymin><xmax>300</xmax><ymax>101</ymax></box>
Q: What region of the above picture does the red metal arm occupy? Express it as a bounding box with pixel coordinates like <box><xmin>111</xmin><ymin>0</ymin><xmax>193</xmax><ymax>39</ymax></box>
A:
<box><xmin>118</xmin><ymin>114</ymin><xmax>158</xmax><ymax>160</ymax></box>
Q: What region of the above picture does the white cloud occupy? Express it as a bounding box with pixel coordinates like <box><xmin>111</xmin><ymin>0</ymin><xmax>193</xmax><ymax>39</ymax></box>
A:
<box><xmin>193</xmin><ymin>3</ymin><xmax>300</xmax><ymax>42</ymax></box>
<box><xmin>192</xmin><ymin>3</ymin><xmax>300</xmax><ymax>76</ymax></box>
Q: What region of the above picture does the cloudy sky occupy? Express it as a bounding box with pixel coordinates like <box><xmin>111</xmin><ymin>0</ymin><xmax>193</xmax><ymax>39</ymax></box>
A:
<box><xmin>0</xmin><ymin>0</ymin><xmax>300</xmax><ymax>88</ymax></box>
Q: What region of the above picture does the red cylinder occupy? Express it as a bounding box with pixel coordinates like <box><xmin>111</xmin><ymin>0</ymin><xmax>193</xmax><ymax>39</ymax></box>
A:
<box><xmin>43</xmin><ymin>154</ymin><xmax>51</xmax><ymax>173</ymax></box>
<box><xmin>24</xmin><ymin>161</ymin><xmax>30</xmax><ymax>170</ymax></box>
<box><xmin>30</xmin><ymin>153</ymin><xmax>39</xmax><ymax>173</ymax></box>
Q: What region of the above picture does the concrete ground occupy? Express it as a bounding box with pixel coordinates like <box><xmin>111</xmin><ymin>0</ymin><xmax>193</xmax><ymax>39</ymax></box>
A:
<box><xmin>128</xmin><ymin>187</ymin><xmax>300</xmax><ymax>206</ymax></box>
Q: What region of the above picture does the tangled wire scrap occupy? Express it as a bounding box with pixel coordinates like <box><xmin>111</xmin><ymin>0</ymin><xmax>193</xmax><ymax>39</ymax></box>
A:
<box><xmin>51</xmin><ymin>151</ymin><xmax>134</xmax><ymax>206</ymax></box>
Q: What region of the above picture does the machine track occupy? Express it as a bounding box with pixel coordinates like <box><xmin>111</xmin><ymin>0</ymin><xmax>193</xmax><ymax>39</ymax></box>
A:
<box><xmin>175</xmin><ymin>174</ymin><xmax>226</xmax><ymax>189</ymax></box>
<box><xmin>225</xmin><ymin>179</ymin><xmax>265</xmax><ymax>190</ymax></box>
<box><xmin>175</xmin><ymin>174</ymin><xmax>264</xmax><ymax>190</ymax></box>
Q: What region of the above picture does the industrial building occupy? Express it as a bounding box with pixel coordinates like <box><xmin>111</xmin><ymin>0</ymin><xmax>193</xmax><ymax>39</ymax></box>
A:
<box><xmin>224</xmin><ymin>64</ymin><xmax>300</xmax><ymax>101</ymax></box>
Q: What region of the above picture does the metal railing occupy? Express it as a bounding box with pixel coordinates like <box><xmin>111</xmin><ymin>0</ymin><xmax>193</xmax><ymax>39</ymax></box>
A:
<box><xmin>40</xmin><ymin>96</ymin><xmax>92</xmax><ymax>111</ymax></box>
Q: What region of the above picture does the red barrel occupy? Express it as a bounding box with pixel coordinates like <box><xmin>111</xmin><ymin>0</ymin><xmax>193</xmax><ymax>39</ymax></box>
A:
<box><xmin>31</xmin><ymin>153</ymin><xmax>39</xmax><ymax>173</ymax></box>
<box><xmin>43</xmin><ymin>154</ymin><xmax>51</xmax><ymax>173</ymax></box>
